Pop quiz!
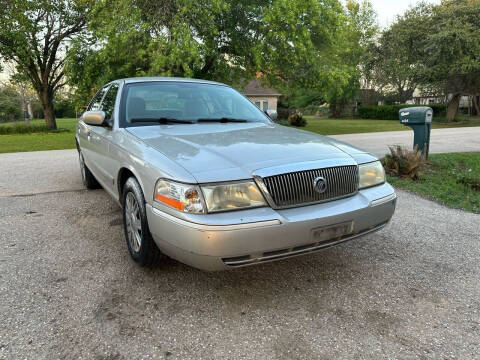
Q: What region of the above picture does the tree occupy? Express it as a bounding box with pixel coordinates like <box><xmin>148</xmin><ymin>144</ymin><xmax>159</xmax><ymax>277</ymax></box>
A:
<box><xmin>65</xmin><ymin>0</ymin><xmax>348</xmax><ymax>107</ymax></box>
<box><xmin>0</xmin><ymin>0</ymin><xmax>89</xmax><ymax>129</ymax></box>
<box><xmin>324</xmin><ymin>0</ymin><xmax>378</xmax><ymax>117</ymax></box>
<box><xmin>421</xmin><ymin>0</ymin><xmax>480</xmax><ymax>121</ymax></box>
<box><xmin>365</xmin><ymin>4</ymin><xmax>432</xmax><ymax>104</ymax></box>
<box><xmin>369</xmin><ymin>0</ymin><xmax>480</xmax><ymax>120</ymax></box>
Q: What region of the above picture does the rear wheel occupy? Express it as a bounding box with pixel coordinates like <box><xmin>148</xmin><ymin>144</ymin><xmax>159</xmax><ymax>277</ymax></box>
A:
<box><xmin>122</xmin><ymin>177</ymin><xmax>161</xmax><ymax>266</ymax></box>
<box><xmin>78</xmin><ymin>151</ymin><xmax>100</xmax><ymax>189</ymax></box>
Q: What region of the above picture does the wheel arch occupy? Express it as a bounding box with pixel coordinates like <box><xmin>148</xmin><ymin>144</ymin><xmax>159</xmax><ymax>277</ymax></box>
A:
<box><xmin>117</xmin><ymin>166</ymin><xmax>146</xmax><ymax>205</ymax></box>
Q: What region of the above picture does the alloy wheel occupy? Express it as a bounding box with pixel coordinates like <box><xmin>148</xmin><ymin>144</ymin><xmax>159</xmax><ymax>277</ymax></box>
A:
<box><xmin>125</xmin><ymin>192</ymin><xmax>142</xmax><ymax>253</ymax></box>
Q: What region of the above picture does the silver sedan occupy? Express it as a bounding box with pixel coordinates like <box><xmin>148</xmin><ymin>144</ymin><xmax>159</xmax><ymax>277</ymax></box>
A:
<box><xmin>76</xmin><ymin>77</ymin><xmax>396</xmax><ymax>270</ymax></box>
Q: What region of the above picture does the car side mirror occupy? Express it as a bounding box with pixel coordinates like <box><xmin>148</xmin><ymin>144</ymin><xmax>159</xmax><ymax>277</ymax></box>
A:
<box><xmin>82</xmin><ymin>110</ymin><xmax>106</xmax><ymax>126</ymax></box>
<box><xmin>265</xmin><ymin>109</ymin><xmax>278</xmax><ymax>121</ymax></box>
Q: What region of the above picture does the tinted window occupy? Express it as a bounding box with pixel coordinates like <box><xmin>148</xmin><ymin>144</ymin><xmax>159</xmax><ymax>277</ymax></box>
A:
<box><xmin>88</xmin><ymin>86</ymin><xmax>109</xmax><ymax>111</ymax></box>
<box><xmin>120</xmin><ymin>82</ymin><xmax>270</xmax><ymax>127</ymax></box>
<box><xmin>101</xmin><ymin>83</ymin><xmax>119</xmax><ymax>120</ymax></box>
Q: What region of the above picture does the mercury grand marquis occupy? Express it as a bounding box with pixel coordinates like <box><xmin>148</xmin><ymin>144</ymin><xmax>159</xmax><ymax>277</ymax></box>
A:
<box><xmin>76</xmin><ymin>77</ymin><xmax>396</xmax><ymax>270</ymax></box>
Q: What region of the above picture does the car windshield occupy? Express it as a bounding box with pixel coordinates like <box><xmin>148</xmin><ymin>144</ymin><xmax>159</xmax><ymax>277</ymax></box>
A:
<box><xmin>120</xmin><ymin>81</ymin><xmax>271</xmax><ymax>127</ymax></box>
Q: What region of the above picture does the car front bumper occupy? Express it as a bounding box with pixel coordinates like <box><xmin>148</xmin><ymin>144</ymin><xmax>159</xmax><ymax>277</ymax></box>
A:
<box><xmin>146</xmin><ymin>182</ymin><xmax>396</xmax><ymax>270</ymax></box>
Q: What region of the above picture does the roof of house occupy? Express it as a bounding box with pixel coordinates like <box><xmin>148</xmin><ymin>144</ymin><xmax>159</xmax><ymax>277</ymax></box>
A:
<box><xmin>240</xmin><ymin>79</ymin><xmax>281</xmax><ymax>96</ymax></box>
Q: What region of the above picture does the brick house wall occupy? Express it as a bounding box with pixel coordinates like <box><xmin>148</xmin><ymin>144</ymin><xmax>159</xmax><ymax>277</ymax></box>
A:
<box><xmin>239</xmin><ymin>79</ymin><xmax>281</xmax><ymax>111</ymax></box>
<box><xmin>246</xmin><ymin>96</ymin><xmax>279</xmax><ymax>111</ymax></box>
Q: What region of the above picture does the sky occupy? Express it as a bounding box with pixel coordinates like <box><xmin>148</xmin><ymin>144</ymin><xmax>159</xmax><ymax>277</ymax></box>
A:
<box><xmin>369</xmin><ymin>0</ymin><xmax>441</xmax><ymax>28</ymax></box>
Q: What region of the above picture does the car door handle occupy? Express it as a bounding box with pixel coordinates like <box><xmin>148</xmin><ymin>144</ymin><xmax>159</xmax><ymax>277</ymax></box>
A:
<box><xmin>87</xmin><ymin>131</ymin><xmax>91</xmax><ymax>141</ymax></box>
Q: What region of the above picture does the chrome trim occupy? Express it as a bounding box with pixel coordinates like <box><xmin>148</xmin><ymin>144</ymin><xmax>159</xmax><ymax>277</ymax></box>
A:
<box><xmin>151</xmin><ymin>207</ymin><xmax>281</xmax><ymax>231</ymax></box>
<box><xmin>253</xmin><ymin>175</ymin><xmax>276</xmax><ymax>208</ymax></box>
<box><xmin>252</xmin><ymin>158</ymin><xmax>357</xmax><ymax>178</ymax></box>
<box><xmin>256</xmin><ymin>165</ymin><xmax>359</xmax><ymax>209</ymax></box>
<box><xmin>223</xmin><ymin>221</ymin><xmax>389</xmax><ymax>267</ymax></box>
<box><xmin>370</xmin><ymin>193</ymin><xmax>397</xmax><ymax>207</ymax></box>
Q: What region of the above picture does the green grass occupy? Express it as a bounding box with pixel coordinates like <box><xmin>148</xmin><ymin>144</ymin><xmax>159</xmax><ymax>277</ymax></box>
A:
<box><xmin>432</xmin><ymin>114</ymin><xmax>480</xmax><ymax>128</ymax></box>
<box><xmin>302</xmin><ymin>115</ymin><xmax>480</xmax><ymax>135</ymax></box>
<box><xmin>1</xmin><ymin>115</ymin><xmax>480</xmax><ymax>153</ymax></box>
<box><xmin>387</xmin><ymin>153</ymin><xmax>480</xmax><ymax>213</ymax></box>
<box><xmin>0</xmin><ymin>118</ymin><xmax>77</xmax><ymax>153</ymax></box>
<box><xmin>302</xmin><ymin>116</ymin><xmax>406</xmax><ymax>135</ymax></box>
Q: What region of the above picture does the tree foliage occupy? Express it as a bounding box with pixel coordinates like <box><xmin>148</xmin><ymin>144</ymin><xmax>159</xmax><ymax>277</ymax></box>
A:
<box><xmin>423</xmin><ymin>0</ymin><xmax>480</xmax><ymax>119</ymax></box>
<box><xmin>66</xmin><ymin>0</ymin><xmax>373</xmax><ymax>110</ymax></box>
<box><xmin>324</xmin><ymin>0</ymin><xmax>377</xmax><ymax>117</ymax></box>
<box><xmin>365</xmin><ymin>4</ymin><xmax>432</xmax><ymax>103</ymax></box>
<box><xmin>0</xmin><ymin>0</ymin><xmax>89</xmax><ymax>128</ymax></box>
<box><xmin>367</xmin><ymin>0</ymin><xmax>480</xmax><ymax>120</ymax></box>
<box><xmin>0</xmin><ymin>85</ymin><xmax>22</xmax><ymax>122</ymax></box>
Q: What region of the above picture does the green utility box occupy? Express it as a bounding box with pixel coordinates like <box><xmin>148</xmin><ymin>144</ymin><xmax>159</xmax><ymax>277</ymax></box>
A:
<box><xmin>399</xmin><ymin>106</ymin><xmax>433</xmax><ymax>158</ymax></box>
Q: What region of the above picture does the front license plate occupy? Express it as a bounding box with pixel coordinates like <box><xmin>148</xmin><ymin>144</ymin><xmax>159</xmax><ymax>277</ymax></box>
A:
<box><xmin>311</xmin><ymin>221</ymin><xmax>354</xmax><ymax>243</ymax></box>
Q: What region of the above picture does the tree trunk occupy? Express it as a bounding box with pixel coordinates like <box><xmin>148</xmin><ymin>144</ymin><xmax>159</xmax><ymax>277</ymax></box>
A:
<box><xmin>330</xmin><ymin>100</ymin><xmax>344</xmax><ymax>118</ymax></box>
<box><xmin>446</xmin><ymin>94</ymin><xmax>461</xmax><ymax>122</ymax></box>
<box><xmin>27</xmin><ymin>103</ymin><xmax>33</xmax><ymax>120</ymax></box>
<box><xmin>397</xmin><ymin>87</ymin><xmax>414</xmax><ymax>104</ymax></box>
<box><xmin>40</xmin><ymin>89</ymin><xmax>57</xmax><ymax>130</ymax></box>
<box><xmin>473</xmin><ymin>95</ymin><xmax>480</xmax><ymax>116</ymax></box>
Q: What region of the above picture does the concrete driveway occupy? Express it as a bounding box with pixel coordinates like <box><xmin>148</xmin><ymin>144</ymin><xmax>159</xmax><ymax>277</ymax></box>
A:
<box><xmin>1</xmin><ymin>150</ymin><xmax>479</xmax><ymax>359</ymax></box>
<box><xmin>331</xmin><ymin>126</ymin><xmax>480</xmax><ymax>157</ymax></box>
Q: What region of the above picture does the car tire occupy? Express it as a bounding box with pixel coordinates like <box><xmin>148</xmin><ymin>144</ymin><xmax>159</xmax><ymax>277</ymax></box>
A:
<box><xmin>79</xmin><ymin>151</ymin><xmax>100</xmax><ymax>189</ymax></box>
<box><xmin>122</xmin><ymin>177</ymin><xmax>162</xmax><ymax>267</ymax></box>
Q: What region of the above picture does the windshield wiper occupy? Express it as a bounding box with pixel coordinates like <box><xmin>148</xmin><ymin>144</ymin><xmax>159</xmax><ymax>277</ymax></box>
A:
<box><xmin>130</xmin><ymin>117</ymin><xmax>194</xmax><ymax>124</ymax></box>
<box><xmin>196</xmin><ymin>117</ymin><xmax>249</xmax><ymax>123</ymax></box>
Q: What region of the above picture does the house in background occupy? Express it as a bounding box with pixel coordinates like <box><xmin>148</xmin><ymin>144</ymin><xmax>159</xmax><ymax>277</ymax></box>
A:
<box><xmin>239</xmin><ymin>79</ymin><xmax>281</xmax><ymax>111</ymax></box>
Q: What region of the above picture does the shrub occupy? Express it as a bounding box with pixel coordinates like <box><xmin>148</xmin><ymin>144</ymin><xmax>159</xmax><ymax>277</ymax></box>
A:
<box><xmin>277</xmin><ymin>106</ymin><xmax>292</xmax><ymax>120</ymax></box>
<box><xmin>0</xmin><ymin>86</ymin><xmax>22</xmax><ymax>122</ymax></box>
<box><xmin>288</xmin><ymin>112</ymin><xmax>307</xmax><ymax>127</ymax></box>
<box><xmin>357</xmin><ymin>104</ymin><xmax>446</xmax><ymax>120</ymax></box>
<box><xmin>54</xmin><ymin>97</ymin><xmax>76</xmax><ymax>118</ymax></box>
<box><xmin>0</xmin><ymin>123</ymin><xmax>70</xmax><ymax>135</ymax></box>
<box><xmin>381</xmin><ymin>145</ymin><xmax>427</xmax><ymax>180</ymax></box>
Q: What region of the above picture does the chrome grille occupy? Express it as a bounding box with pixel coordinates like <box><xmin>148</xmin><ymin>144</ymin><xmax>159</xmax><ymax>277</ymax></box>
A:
<box><xmin>259</xmin><ymin>165</ymin><xmax>358</xmax><ymax>208</ymax></box>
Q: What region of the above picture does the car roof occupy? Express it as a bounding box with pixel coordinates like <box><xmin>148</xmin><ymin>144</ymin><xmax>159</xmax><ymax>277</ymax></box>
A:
<box><xmin>118</xmin><ymin>77</ymin><xmax>227</xmax><ymax>86</ymax></box>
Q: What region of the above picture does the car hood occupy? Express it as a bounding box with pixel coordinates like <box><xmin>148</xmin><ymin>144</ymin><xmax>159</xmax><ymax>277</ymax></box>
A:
<box><xmin>126</xmin><ymin>123</ymin><xmax>376</xmax><ymax>182</ymax></box>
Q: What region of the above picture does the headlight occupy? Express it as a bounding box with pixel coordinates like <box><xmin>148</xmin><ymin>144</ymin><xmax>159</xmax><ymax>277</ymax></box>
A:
<box><xmin>154</xmin><ymin>179</ymin><xmax>205</xmax><ymax>213</ymax></box>
<box><xmin>201</xmin><ymin>181</ymin><xmax>266</xmax><ymax>212</ymax></box>
<box><xmin>359</xmin><ymin>161</ymin><xmax>385</xmax><ymax>189</ymax></box>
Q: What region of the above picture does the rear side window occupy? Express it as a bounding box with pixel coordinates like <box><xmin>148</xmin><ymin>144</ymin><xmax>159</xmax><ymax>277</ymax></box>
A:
<box><xmin>88</xmin><ymin>87</ymin><xmax>109</xmax><ymax>111</ymax></box>
<box><xmin>101</xmin><ymin>83</ymin><xmax>119</xmax><ymax>120</ymax></box>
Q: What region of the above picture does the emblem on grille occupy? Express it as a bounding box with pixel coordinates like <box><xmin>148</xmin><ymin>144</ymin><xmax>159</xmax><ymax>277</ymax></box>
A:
<box><xmin>313</xmin><ymin>176</ymin><xmax>327</xmax><ymax>194</ymax></box>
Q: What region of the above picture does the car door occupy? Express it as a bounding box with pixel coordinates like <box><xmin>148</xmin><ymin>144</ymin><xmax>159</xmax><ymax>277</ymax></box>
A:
<box><xmin>86</xmin><ymin>83</ymin><xmax>120</xmax><ymax>194</ymax></box>
<box><xmin>78</xmin><ymin>86</ymin><xmax>109</xmax><ymax>177</ymax></box>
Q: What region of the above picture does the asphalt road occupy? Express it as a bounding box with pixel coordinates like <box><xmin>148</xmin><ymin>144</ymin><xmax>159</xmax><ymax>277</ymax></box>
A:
<box><xmin>1</xmin><ymin>151</ymin><xmax>479</xmax><ymax>359</ymax></box>
<box><xmin>331</xmin><ymin>126</ymin><xmax>480</xmax><ymax>157</ymax></box>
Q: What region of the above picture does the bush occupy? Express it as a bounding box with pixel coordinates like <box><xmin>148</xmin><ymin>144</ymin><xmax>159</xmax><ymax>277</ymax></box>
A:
<box><xmin>54</xmin><ymin>97</ymin><xmax>76</xmax><ymax>118</ymax></box>
<box><xmin>277</xmin><ymin>107</ymin><xmax>292</xmax><ymax>120</ymax></box>
<box><xmin>288</xmin><ymin>112</ymin><xmax>307</xmax><ymax>127</ymax></box>
<box><xmin>0</xmin><ymin>123</ymin><xmax>70</xmax><ymax>135</ymax></box>
<box><xmin>357</xmin><ymin>104</ymin><xmax>446</xmax><ymax>120</ymax></box>
<box><xmin>381</xmin><ymin>145</ymin><xmax>427</xmax><ymax>180</ymax></box>
<box><xmin>0</xmin><ymin>86</ymin><xmax>22</xmax><ymax>122</ymax></box>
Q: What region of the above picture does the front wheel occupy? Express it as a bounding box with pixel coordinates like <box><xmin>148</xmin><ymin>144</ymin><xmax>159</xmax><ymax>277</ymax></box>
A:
<box><xmin>78</xmin><ymin>151</ymin><xmax>100</xmax><ymax>189</ymax></box>
<box><xmin>122</xmin><ymin>177</ymin><xmax>161</xmax><ymax>266</ymax></box>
